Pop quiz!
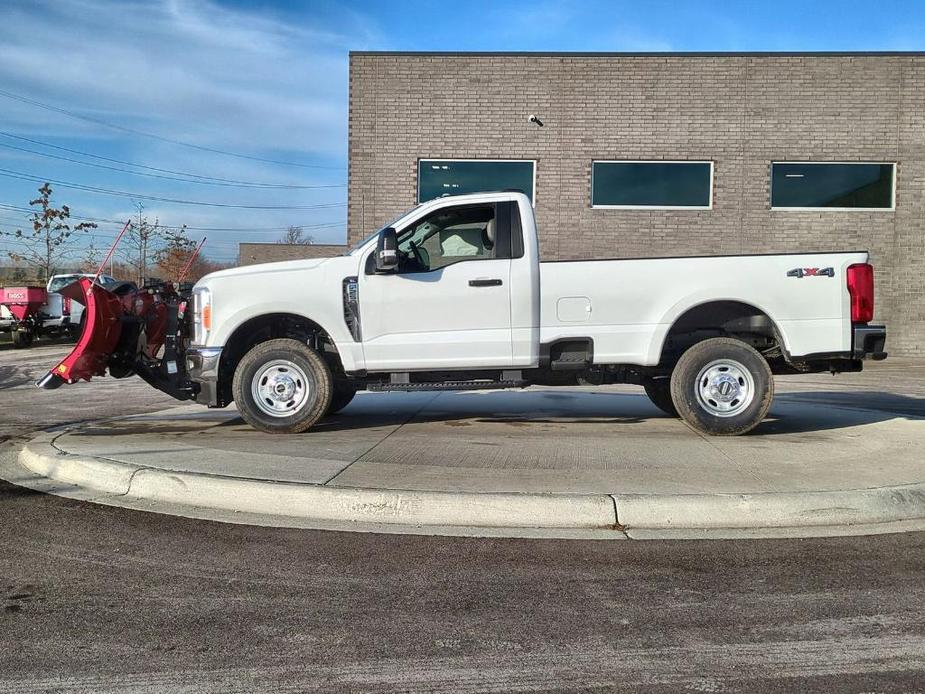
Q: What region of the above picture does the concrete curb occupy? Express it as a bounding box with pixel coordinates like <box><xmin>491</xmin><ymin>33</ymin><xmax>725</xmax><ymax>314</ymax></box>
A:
<box><xmin>614</xmin><ymin>485</ymin><xmax>925</xmax><ymax>530</ymax></box>
<box><xmin>18</xmin><ymin>437</ymin><xmax>617</xmax><ymax>531</ymax></box>
<box><xmin>16</xmin><ymin>435</ymin><xmax>925</xmax><ymax>536</ymax></box>
<box><xmin>19</xmin><ymin>437</ymin><xmax>144</xmax><ymax>497</ymax></box>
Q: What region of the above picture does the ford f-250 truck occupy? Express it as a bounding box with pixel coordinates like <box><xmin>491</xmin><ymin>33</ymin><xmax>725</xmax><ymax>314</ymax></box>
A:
<box><xmin>38</xmin><ymin>191</ymin><xmax>886</xmax><ymax>436</ymax></box>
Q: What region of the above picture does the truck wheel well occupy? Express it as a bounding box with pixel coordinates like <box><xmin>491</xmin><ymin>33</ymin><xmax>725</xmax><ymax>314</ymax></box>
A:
<box><xmin>217</xmin><ymin>313</ymin><xmax>342</xmax><ymax>406</ymax></box>
<box><xmin>659</xmin><ymin>301</ymin><xmax>783</xmax><ymax>368</ymax></box>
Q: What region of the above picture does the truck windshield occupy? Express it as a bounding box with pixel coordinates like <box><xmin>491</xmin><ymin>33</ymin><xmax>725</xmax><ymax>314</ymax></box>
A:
<box><xmin>346</xmin><ymin>230</ymin><xmax>382</xmax><ymax>255</ymax></box>
<box><xmin>346</xmin><ymin>204</ymin><xmax>423</xmax><ymax>255</ymax></box>
<box><xmin>47</xmin><ymin>275</ymin><xmax>117</xmax><ymax>293</ymax></box>
<box><xmin>47</xmin><ymin>276</ymin><xmax>82</xmax><ymax>293</ymax></box>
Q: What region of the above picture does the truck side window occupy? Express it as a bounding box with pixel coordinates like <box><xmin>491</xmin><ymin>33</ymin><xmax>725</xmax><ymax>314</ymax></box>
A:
<box><xmin>396</xmin><ymin>204</ymin><xmax>499</xmax><ymax>273</ymax></box>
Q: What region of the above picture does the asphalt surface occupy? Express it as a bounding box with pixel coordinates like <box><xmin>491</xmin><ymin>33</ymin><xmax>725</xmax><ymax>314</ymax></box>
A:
<box><xmin>2</xmin><ymin>472</ymin><xmax>924</xmax><ymax>693</ymax></box>
<box><xmin>0</xmin><ymin>340</ymin><xmax>179</xmax><ymax>440</ymax></box>
<box><xmin>1</xmin><ymin>343</ymin><xmax>925</xmax><ymax>691</ymax></box>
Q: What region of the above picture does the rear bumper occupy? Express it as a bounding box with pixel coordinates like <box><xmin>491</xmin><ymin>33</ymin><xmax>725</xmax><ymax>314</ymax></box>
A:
<box><xmin>186</xmin><ymin>346</ymin><xmax>223</xmax><ymax>406</ymax></box>
<box><xmin>784</xmin><ymin>324</ymin><xmax>887</xmax><ymax>374</ymax></box>
<box><xmin>853</xmin><ymin>324</ymin><xmax>887</xmax><ymax>360</ymax></box>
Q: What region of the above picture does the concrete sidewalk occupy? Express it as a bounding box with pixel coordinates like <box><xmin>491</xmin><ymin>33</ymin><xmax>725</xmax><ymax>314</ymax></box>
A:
<box><xmin>5</xmin><ymin>364</ymin><xmax>925</xmax><ymax>540</ymax></box>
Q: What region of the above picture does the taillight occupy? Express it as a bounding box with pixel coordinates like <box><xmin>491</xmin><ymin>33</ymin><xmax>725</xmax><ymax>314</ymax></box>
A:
<box><xmin>846</xmin><ymin>263</ymin><xmax>874</xmax><ymax>323</ymax></box>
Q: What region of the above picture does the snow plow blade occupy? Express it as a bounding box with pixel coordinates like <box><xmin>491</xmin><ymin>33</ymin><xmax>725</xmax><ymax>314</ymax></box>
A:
<box><xmin>35</xmin><ymin>277</ymin><xmax>196</xmax><ymax>403</ymax></box>
<box><xmin>37</xmin><ymin>278</ymin><xmax>123</xmax><ymax>389</ymax></box>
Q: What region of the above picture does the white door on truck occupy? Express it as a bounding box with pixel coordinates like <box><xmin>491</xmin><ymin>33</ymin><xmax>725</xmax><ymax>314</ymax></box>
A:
<box><xmin>359</xmin><ymin>202</ymin><xmax>515</xmax><ymax>371</ymax></box>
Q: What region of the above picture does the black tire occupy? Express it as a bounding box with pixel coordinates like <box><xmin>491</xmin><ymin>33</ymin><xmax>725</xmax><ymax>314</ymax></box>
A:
<box><xmin>643</xmin><ymin>377</ymin><xmax>678</xmax><ymax>416</ymax></box>
<box><xmin>232</xmin><ymin>338</ymin><xmax>332</xmax><ymax>434</ymax></box>
<box><xmin>670</xmin><ymin>337</ymin><xmax>773</xmax><ymax>436</ymax></box>
<box><xmin>12</xmin><ymin>330</ymin><xmax>33</xmax><ymax>349</ymax></box>
<box><xmin>326</xmin><ymin>385</ymin><xmax>357</xmax><ymax>416</ymax></box>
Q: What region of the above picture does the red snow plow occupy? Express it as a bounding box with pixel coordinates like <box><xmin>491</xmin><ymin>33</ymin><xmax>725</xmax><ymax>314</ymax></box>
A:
<box><xmin>35</xmin><ymin>224</ymin><xmax>204</xmax><ymax>402</ymax></box>
<box><xmin>35</xmin><ymin>276</ymin><xmax>197</xmax><ymax>401</ymax></box>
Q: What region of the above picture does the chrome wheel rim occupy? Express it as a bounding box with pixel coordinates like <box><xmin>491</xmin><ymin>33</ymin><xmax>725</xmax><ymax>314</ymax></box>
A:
<box><xmin>251</xmin><ymin>360</ymin><xmax>311</xmax><ymax>418</ymax></box>
<box><xmin>695</xmin><ymin>359</ymin><xmax>755</xmax><ymax>418</ymax></box>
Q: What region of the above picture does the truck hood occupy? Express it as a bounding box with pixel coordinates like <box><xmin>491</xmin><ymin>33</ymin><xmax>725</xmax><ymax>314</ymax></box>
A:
<box><xmin>200</xmin><ymin>257</ymin><xmax>332</xmax><ymax>283</ymax></box>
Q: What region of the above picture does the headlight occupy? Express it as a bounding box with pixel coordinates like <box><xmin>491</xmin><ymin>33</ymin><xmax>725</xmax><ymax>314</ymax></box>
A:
<box><xmin>192</xmin><ymin>287</ymin><xmax>212</xmax><ymax>345</ymax></box>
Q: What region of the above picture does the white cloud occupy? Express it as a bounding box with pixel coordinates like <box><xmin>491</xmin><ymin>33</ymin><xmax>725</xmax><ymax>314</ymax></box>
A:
<box><xmin>0</xmin><ymin>0</ymin><xmax>375</xmax><ymax>255</ymax></box>
<box><xmin>0</xmin><ymin>0</ymin><xmax>371</xmax><ymax>159</ymax></box>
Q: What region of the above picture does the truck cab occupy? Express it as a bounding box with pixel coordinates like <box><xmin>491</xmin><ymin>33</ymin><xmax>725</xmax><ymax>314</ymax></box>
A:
<box><xmin>357</xmin><ymin>193</ymin><xmax>539</xmax><ymax>371</ymax></box>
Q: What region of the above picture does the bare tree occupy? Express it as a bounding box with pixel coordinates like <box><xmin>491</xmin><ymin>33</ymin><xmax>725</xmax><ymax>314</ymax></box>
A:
<box><xmin>154</xmin><ymin>225</ymin><xmax>197</xmax><ymax>281</ymax></box>
<box><xmin>0</xmin><ymin>183</ymin><xmax>97</xmax><ymax>282</ymax></box>
<box><xmin>79</xmin><ymin>242</ymin><xmax>102</xmax><ymax>273</ymax></box>
<box><xmin>123</xmin><ymin>202</ymin><xmax>164</xmax><ymax>286</ymax></box>
<box><xmin>277</xmin><ymin>226</ymin><xmax>314</xmax><ymax>245</ymax></box>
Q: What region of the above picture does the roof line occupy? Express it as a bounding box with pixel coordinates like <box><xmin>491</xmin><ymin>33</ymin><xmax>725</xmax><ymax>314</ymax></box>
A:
<box><xmin>239</xmin><ymin>242</ymin><xmax>347</xmax><ymax>247</ymax></box>
<box><xmin>349</xmin><ymin>50</ymin><xmax>925</xmax><ymax>58</ymax></box>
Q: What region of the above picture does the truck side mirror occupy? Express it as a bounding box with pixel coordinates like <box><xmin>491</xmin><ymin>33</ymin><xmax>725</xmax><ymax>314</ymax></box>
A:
<box><xmin>375</xmin><ymin>227</ymin><xmax>399</xmax><ymax>272</ymax></box>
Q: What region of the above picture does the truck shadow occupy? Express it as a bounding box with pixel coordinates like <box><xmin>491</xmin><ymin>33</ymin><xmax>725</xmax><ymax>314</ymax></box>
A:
<box><xmin>70</xmin><ymin>389</ymin><xmax>923</xmax><ymax>438</ymax></box>
<box><xmin>755</xmin><ymin>390</ymin><xmax>925</xmax><ymax>435</ymax></box>
<box><xmin>313</xmin><ymin>389</ymin><xmax>924</xmax><ymax>437</ymax></box>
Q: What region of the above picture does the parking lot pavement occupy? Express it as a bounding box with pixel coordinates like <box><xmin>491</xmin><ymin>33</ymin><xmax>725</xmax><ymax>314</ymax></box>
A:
<box><xmin>2</xmin><ymin>347</ymin><xmax>924</xmax><ymax>691</ymax></box>
<box><xmin>28</xmin><ymin>388</ymin><xmax>925</xmax><ymax>497</ymax></box>
<box><xmin>1</xmin><ymin>466</ymin><xmax>924</xmax><ymax>693</ymax></box>
<box><xmin>5</xmin><ymin>351</ymin><xmax>925</xmax><ymax>538</ymax></box>
<box><xmin>0</xmin><ymin>343</ymin><xmax>179</xmax><ymax>440</ymax></box>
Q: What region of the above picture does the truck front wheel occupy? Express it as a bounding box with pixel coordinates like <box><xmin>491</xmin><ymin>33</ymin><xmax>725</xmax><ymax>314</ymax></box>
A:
<box><xmin>670</xmin><ymin>337</ymin><xmax>773</xmax><ymax>436</ymax></box>
<box><xmin>232</xmin><ymin>338</ymin><xmax>332</xmax><ymax>434</ymax></box>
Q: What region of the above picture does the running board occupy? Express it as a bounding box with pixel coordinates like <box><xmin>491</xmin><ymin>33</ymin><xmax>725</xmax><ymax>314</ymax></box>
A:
<box><xmin>368</xmin><ymin>379</ymin><xmax>527</xmax><ymax>393</ymax></box>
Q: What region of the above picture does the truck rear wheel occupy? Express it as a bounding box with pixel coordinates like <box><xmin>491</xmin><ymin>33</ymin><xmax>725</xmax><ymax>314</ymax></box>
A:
<box><xmin>670</xmin><ymin>337</ymin><xmax>773</xmax><ymax>436</ymax></box>
<box><xmin>232</xmin><ymin>338</ymin><xmax>332</xmax><ymax>434</ymax></box>
<box><xmin>643</xmin><ymin>377</ymin><xmax>678</xmax><ymax>416</ymax></box>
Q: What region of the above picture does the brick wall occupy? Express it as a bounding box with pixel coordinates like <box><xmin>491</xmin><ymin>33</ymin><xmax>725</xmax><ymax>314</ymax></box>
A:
<box><xmin>238</xmin><ymin>243</ymin><xmax>347</xmax><ymax>266</ymax></box>
<box><xmin>348</xmin><ymin>52</ymin><xmax>925</xmax><ymax>355</ymax></box>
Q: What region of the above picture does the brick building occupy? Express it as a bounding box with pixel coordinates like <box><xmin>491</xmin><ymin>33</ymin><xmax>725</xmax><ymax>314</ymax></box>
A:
<box><xmin>238</xmin><ymin>243</ymin><xmax>347</xmax><ymax>266</ymax></box>
<box><xmin>347</xmin><ymin>51</ymin><xmax>925</xmax><ymax>355</ymax></box>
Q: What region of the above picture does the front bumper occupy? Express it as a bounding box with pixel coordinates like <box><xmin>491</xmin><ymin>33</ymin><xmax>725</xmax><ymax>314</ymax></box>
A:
<box><xmin>186</xmin><ymin>346</ymin><xmax>223</xmax><ymax>406</ymax></box>
<box><xmin>853</xmin><ymin>324</ymin><xmax>887</xmax><ymax>360</ymax></box>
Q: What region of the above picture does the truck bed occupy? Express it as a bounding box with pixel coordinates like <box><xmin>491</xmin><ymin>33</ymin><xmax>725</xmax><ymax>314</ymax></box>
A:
<box><xmin>538</xmin><ymin>250</ymin><xmax>870</xmax><ymax>366</ymax></box>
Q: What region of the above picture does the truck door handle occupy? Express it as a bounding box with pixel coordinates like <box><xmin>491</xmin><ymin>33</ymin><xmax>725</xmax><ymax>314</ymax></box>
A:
<box><xmin>469</xmin><ymin>279</ymin><xmax>503</xmax><ymax>287</ymax></box>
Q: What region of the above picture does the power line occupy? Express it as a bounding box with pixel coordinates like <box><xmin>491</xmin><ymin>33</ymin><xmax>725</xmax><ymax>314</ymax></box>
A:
<box><xmin>0</xmin><ymin>140</ymin><xmax>345</xmax><ymax>190</ymax></box>
<box><xmin>1</xmin><ymin>230</ymin><xmax>344</xmax><ymax>246</ymax></box>
<box><xmin>0</xmin><ymin>202</ymin><xmax>345</xmax><ymax>232</ymax></box>
<box><xmin>0</xmin><ymin>214</ymin><xmax>345</xmax><ymax>239</ymax></box>
<box><xmin>0</xmin><ymin>167</ymin><xmax>347</xmax><ymax>210</ymax></box>
<box><xmin>0</xmin><ymin>132</ymin><xmax>345</xmax><ymax>189</ymax></box>
<box><xmin>0</xmin><ymin>88</ymin><xmax>346</xmax><ymax>170</ymax></box>
<box><xmin>0</xmin><ymin>234</ymin><xmax>254</xmax><ymax>252</ymax></box>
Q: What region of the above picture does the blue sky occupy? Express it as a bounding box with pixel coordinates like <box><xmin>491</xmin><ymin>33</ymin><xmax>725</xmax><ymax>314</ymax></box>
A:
<box><xmin>0</xmin><ymin>0</ymin><xmax>923</xmax><ymax>264</ymax></box>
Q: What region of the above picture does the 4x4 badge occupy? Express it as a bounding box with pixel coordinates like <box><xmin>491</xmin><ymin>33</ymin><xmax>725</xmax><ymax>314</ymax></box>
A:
<box><xmin>787</xmin><ymin>267</ymin><xmax>834</xmax><ymax>278</ymax></box>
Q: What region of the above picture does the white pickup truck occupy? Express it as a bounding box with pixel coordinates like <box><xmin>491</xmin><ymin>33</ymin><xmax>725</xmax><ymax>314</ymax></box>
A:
<box><xmin>40</xmin><ymin>191</ymin><xmax>886</xmax><ymax>436</ymax></box>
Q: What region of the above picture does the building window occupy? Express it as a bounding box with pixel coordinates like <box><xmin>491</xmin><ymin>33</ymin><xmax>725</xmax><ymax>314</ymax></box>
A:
<box><xmin>770</xmin><ymin>162</ymin><xmax>895</xmax><ymax>210</ymax></box>
<box><xmin>418</xmin><ymin>160</ymin><xmax>535</xmax><ymax>204</ymax></box>
<box><xmin>591</xmin><ymin>161</ymin><xmax>713</xmax><ymax>209</ymax></box>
